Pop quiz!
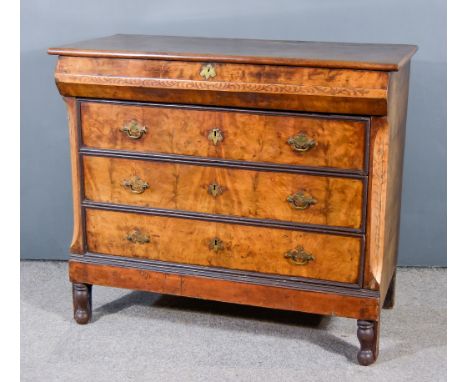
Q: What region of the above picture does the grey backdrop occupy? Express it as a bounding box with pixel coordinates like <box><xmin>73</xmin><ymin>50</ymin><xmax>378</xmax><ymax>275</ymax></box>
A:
<box><xmin>21</xmin><ymin>0</ymin><xmax>447</xmax><ymax>265</ymax></box>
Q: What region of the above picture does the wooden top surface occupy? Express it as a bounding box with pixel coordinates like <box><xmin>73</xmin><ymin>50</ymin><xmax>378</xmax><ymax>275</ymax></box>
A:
<box><xmin>48</xmin><ymin>34</ymin><xmax>417</xmax><ymax>71</ymax></box>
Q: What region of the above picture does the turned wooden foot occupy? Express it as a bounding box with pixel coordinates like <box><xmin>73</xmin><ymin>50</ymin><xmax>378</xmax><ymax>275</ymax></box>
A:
<box><xmin>383</xmin><ymin>271</ymin><xmax>396</xmax><ymax>309</ymax></box>
<box><xmin>72</xmin><ymin>283</ymin><xmax>92</xmax><ymax>324</ymax></box>
<box><xmin>357</xmin><ymin>320</ymin><xmax>379</xmax><ymax>366</ymax></box>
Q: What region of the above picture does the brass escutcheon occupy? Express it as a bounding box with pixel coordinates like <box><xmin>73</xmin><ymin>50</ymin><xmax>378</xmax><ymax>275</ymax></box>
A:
<box><xmin>207</xmin><ymin>128</ymin><xmax>224</xmax><ymax>145</ymax></box>
<box><xmin>287</xmin><ymin>133</ymin><xmax>317</xmax><ymax>152</ymax></box>
<box><xmin>209</xmin><ymin>237</ymin><xmax>224</xmax><ymax>252</ymax></box>
<box><xmin>284</xmin><ymin>246</ymin><xmax>314</xmax><ymax>266</ymax></box>
<box><xmin>287</xmin><ymin>191</ymin><xmax>317</xmax><ymax>210</ymax></box>
<box><xmin>126</xmin><ymin>229</ymin><xmax>150</xmax><ymax>244</ymax></box>
<box><xmin>208</xmin><ymin>183</ymin><xmax>224</xmax><ymax>197</ymax></box>
<box><xmin>120</xmin><ymin>120</ymin><xmax>147</xmax><ymax>139</ymax></box>
<box><xmin>200</xmin><ymin>63</ymin><xmax>216</xmax><ymax>80</ymax></box>
<box><xmin>122</xmin><ymin>176</ymin><xmax>150</xmax><ymax>194</ymax></box>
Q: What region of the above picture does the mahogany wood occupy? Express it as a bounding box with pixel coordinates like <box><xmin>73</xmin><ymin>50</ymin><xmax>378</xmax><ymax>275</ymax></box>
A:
<box><xmin>48</xmin><ymin>34</ymin><xmax>417</xmax><ymax>71</ymax></box>
<box><xmin>85</xmin><ymin>208</ymin><xmax>362</xmax><ymax>284</ymax></box>
<box><xmin>357</xmin><ymin>320</ymin><xmax>380</xmax><ymax>366</ymax></box>
<box><xmin>50</xmin><ymin>35</ymin><xmax>416</xmax><ymax>365</ymax></box>
<box><xmin>364</xmin><ymin>63</ymin><xmax>410</xmax><ymax>295</ymax></box>
<box><xmin>64</xmin><ymin>97</ymin><xmax>84</xmax><ymax>254</ymax></box>
<box><xmin>80</xmin><ymin>101</ymin><xmax>369</xmax><ymax>172</ymax></box>
<box><xmin>82</xmin><ymin>155</ymin><xmax>365</xmax><ymax>229</ymax></box>
<box><xmin>53</xmin><ymin>56</ymin><xmax>390</xmax><ymax>115</ymax></box>
<box><xmin>72</xmin><ymin>283</ymin><xmax>92</xmax><ymax>324</ymax></box>
<box><xmin>69</xmin><ymin>261</ymin><xmax>380</xmax><ymax>320</ymax></box>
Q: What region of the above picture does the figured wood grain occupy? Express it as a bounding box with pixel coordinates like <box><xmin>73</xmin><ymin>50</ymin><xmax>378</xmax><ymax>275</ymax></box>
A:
<box><xmin>85</xmin><ymin>208</ymin><xmax>362</xmax><ymax>283</ymax></box>
<box><xmin>82</xmin><ymin>156</ymin><xmax>365</xmax><ymax>229</ymax></box>
<box><xmin>54</xmin><ymin>56</ymin><xmax>389</xmax><ymax>115</ymax></box>
<box><xmin>364</xmin><ymin>63</ymin><xmax>411</xmax><ymax>292</ymax></box>
<box><xmin>64</xmin><ymin>97</ymin><xmax>84</xmax><ymax>254</ymax></box>
<box><xmin>50</xmin><ymin>35</ymin><xmax>417</xmax><ymax>364</ymax></box>
<box><xmin>69</xmin><ymin>261</ymin><xmax>380</xmax><ymax>320</ymax></box>
<box><xmin>81</xmin><ymin>101</ymin><xmax>368</xmax><ymax>172</ymax></box>
<box><xmin>48</xmin><ymin>34</ymin><xmax>417</xmax><ymax>71</ymax></box>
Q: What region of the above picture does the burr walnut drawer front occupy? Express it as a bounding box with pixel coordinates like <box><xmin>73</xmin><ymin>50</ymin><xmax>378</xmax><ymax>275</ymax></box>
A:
<box><xmin>80</xmin><ymin>101</ymin><xmax>368</xmax><ymax>172</ymax></box>
<box><xmin>82</xmin><ymin>156</ymin><xmax>365</xmax><ymax>230</ymax></box>
<box><xmin>85</xmin><ymin>208</ymin><xmax>362</xmax><ymax>284</ymax></box>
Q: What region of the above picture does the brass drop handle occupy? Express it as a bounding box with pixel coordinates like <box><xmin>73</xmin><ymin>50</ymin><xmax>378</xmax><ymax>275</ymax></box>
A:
<box><xmin>120</xmin><ymin>120</ymin><xmax>147</xmax><ymax>140</ymax></box>
<box><xmin>121</xmin><ymin>176</ymin><xmax>149</xmax><ymax>194</ymax></box>
<box><xmin>209</xmin><ymin>237</ymin><xmax>224</xmax><ymax>252</ymax></box>
<box><xmin>126</xmin><ymin>229</ymin><xmax>150</xmax><ymax>244</ymax></box>
<box><xmin>208</xmin><ymin>128</ymin><xmax>223</xmax><ymax>145</ymax></box>
<box><xmin>287</xmin><ymin>133</ymin><xmax>317</xmax><ymax>152</ymax></box>
<box><xmin>200</xmin><ymin>63</ymin><xmax>216</xmax><ymax>80</ymax></box>
<box><xmin>284</xmin><ymin>246</ymin><xmax>315</xmax><ymax>266</ymax></box>
<box><xmin>287</xmin><ymin>191</ymin><xmax>317</xmax><ymax>210</ymax></box>
<box><xmin>208</xmin><ymin>183</ymin><xmax>224</xmax><ymax>197</ymax></box>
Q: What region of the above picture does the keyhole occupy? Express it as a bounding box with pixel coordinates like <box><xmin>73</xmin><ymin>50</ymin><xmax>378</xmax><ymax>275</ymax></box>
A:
<box><xmin>209</xmin><ymin>237</ymin><xmax>224</xmax><ymax>252</ymax></box>
<box><xmin>208</xmin><ymin>183</ymin><xmax>223</xmax><ymax>197</ymax></box>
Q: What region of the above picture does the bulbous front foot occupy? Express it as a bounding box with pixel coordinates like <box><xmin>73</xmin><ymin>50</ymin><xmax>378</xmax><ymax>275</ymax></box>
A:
<box><xmin>357</xmin><ymin>320</ymin><xmax>379</xmax><ymax>366</ymax></box>
<box><xmin>72</xmin><ymin>283</ymin><xmax>92</xmax><ymax>324</ymax></box>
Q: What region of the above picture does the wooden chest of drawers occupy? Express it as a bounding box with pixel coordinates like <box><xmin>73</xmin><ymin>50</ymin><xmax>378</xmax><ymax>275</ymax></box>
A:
<box><xmin>49</xmin><ymin>35</ymin><xmax>416</xmax><ymax>365</ymax></box>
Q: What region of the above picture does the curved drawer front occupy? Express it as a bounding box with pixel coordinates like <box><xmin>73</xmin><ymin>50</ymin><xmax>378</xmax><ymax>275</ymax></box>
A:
<box><xmin>56</xmin><ymin>57</ymin><xmax>389</xmax><ymax>115</ymax></box>
<box><xmin>83</xmin><ymin>156</ymin><xmax>365</xmax><ymax>230</ymax></box>
<box><xmin>85</xmin><ymin>209</ymin><xmax>362</xmax><ymax>284</ymax></box>
<box><xmin>80</xmin><ymin>102</ymin><xmax>368</xmax><ymax>172</ymax></box>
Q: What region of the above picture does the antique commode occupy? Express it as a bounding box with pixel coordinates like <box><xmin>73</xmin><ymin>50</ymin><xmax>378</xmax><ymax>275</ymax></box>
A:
<box><xmin>48</xmin><ymin>35</ymin><xmax>416</xmax><ymax>365</ymax></box>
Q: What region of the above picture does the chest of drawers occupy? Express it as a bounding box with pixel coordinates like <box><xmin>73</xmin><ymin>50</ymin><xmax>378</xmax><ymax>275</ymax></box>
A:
<box><xmin>49</xmin><ymin>35</ymin><xmax>416</xmax><ymax>365</ymax></box>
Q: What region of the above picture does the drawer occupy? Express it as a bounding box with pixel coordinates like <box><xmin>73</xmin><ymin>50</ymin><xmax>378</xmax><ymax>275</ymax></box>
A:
<box><xmin>56</xmin><ymin>56</ymin><xmax>390</xmax><ymax>115</ymax></box>
<box><xmin>83</xmin><ymin>156</ymin><xmax>365</xmax><ymax>230</ymax></box>
<box><xmin>80</xmin><ymin>101</ymin><xmax>368</xmax><ymax>172</ymax></box>
<box><xmin>85</xmin><ymin>209</ymin><xmax>362</xmax><ymax>284</ymax></box>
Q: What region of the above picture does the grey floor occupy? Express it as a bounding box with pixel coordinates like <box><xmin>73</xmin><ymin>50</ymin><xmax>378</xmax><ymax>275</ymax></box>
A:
<box><xmin>21</xmin><ymin>262</ymin><xmax>446</xmax><ymax>382</ymax></box>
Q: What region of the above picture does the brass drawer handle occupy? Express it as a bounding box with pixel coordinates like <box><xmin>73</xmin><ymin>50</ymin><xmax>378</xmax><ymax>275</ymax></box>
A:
<box><xmin>208</xmin><ymin>183</ymin><xmax>224</xmax><ymax>197</ymax></box>
<box><xmin>208</xmin><ymin>128</ymin><xmax>223</xmax><ymax>145</ymax></box>
<box><xmin>126</xmin><ymin>229</ymin><xmax>150</xmax><ymax>244</ymax></box>
<box><xmin>287</xmin><ymin>133</ymin><xmax>317</xmax><ymax>152</ymax></box>
<box><xmin>284</xmin><ymin>246</ymin><xmax>315</xmax><ymax>266</ymax></box>
<box><xmin>200</xmin><ymin>64</ymin><xmax>216</xmax><ymax>80</ymax></box>
<box><xmin>209</xmin><ymin>237</ymin><xmax>224</xmax><ymax>252</ymax></box>
<box><xmin>287</xmin><ymin>191</ymin><xmax>317</xmax><ymax>210</ymax></box>
<box><xmin>122</xmin><ymin>176</ymin><xmax>149</xmax><ymax>194</ymax></box>
<box><xmin>120</xmin><ymin>120</ymin><xmax>147</xmax><ymax>139</ymax></box>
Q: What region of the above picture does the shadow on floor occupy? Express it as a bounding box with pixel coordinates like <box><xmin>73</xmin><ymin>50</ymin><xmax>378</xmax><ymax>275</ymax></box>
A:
<box><xmin>92</xmin><ymin>290</ymin><xmax>359</xmax><ymax>362</ymax></box>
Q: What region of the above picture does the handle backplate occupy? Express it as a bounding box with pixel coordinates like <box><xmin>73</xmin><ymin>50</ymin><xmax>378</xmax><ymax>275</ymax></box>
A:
<box><xmin>120</xmin><ymin>120</ymin><xmax>147</xmax><ymax>140</ymax></box>
<box><xmin>284</xmin><ymin>246</ymin><xmax>314</xmax><ymax>266</ymax></box>
<box><xmin>122</xmin><ymin>176</ymin><xmax>149</xmax><ymax>194</ymax></box>
<box><xmin>287</xmin><ymin>191</ymin><xmax>317</xmax><ymax>210</ymax></box>
<box><xmin>126</xmin><ymin>229</ymin><xmax>150</xmax><ymax>244</ymax></box>
<box><xmin>287</xmin><ymin>133</ymin><xmax>317</xmax><ymax>152</ymax></box>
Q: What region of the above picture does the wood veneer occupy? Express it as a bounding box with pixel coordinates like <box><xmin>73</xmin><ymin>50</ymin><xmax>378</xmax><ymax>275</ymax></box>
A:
<box><xmin>80</xmin><ymin>101</ymin><xmax>369</xmax><ymax>172</ymax></box>
<box><xmin>82</xmin><ymin>155</ymin><xmax>365</xmax><ymax>229</ymax></box>
<box><xmin>49</xmin><ymin>34</ymin><xmax>416</xmax><ymax>71</ymax></box>
<box><xmin>49</xmin><ymin>34</ymin><xmax>416</xmax><ymax>365</ymax></box>
<box><xmin>85</xmin><ymin>208</ymin><xmax>362</xmax><ymax>284</ymax></box>
<box><xmin>53</xmin><ymin>56</ymin><xmax>390</xmax><ymax>115</ymax></box>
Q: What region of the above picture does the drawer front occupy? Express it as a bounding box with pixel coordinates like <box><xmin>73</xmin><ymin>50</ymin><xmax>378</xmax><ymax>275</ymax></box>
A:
<box><xmin>80</xmin><ymin>102</ymin><xmax>368</xmax><ymax>172</ymax></box>
<box><xmin>57</xmin><ymin>57</ymin><xmax>389</xmax><ymax>115</ymax></box>
<box><xmin>85</xmin><ymin>209</ymin><xmax>362</xmax><ymax>284</ymax></box>
<box><xmin>83</xmin><ymin>156</ymin><xmax>365</xmax><ymax>230</ymax></box>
